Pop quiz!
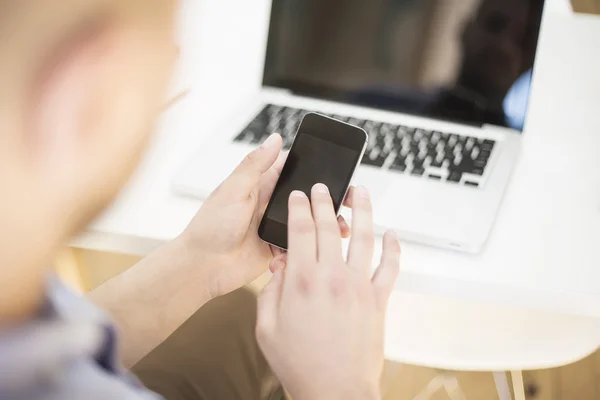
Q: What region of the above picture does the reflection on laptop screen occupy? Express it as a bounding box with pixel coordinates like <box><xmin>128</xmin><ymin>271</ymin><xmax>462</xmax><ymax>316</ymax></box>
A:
<box><xmin>263</xmin><ymin>0</ymin><xmax>545</xmax><ymax>131</ymax></box>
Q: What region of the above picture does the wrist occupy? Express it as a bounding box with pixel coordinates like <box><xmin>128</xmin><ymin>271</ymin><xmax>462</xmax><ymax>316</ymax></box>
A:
<box><xmin>171</xmin><ymin>232</ymin><xmax>221</xmax><ymax>300</ymax></box>
<box><xmin>164</xmin><ymin>234</ymin><xmax>217</xmax><ymax>300</ymax></box>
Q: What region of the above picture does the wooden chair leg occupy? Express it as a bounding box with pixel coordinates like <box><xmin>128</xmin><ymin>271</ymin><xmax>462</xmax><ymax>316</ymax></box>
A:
<box><xmin>511</xmin><ymin>370</ymin><xmax>526</xmax><ymax>400</ymax></box>
<box><xmin>443</xmin><ymin>375</ymin><xmax>467</xmax><ymax>400</ymax></box>
<box><xmin>493</xmin><ymin>371</ymin><xmax>512</xmax><ymax>400</ymax></box>
<box><xmin>412</xmin><ymin>374</ymin><xmax>445</xmax><ymax>400</ymax></box>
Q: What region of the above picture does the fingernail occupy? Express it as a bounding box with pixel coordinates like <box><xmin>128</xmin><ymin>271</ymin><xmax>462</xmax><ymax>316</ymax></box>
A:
<box><xmin>387</xmin><ymin>230</ymin><xmax>398</xmax><ymax>241</ymax></box>
<box><xmin>356</xmin><ymin>185</ymin><xmax>370</xmax><ymax>199</ymax></box>
<box><xmin>313</xmin><ymin>183</ymin><xmax>329</xmax><ymax>194</ymax></box>
<box><xmin>290</xmin><ymin>190</ymin><xmax>307</xmax><ymax>199</ymax></box>
<box><xmin>261</xmin><ymin>133</ymin><xmax>279</xmax><ymax>149</ymax></box>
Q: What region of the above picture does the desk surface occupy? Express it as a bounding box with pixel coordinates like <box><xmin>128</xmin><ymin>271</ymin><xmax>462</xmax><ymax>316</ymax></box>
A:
<box><xmin>74</xmin><ymin>4</ymin><xmax>600</xmax><ymax>325</ymax></box>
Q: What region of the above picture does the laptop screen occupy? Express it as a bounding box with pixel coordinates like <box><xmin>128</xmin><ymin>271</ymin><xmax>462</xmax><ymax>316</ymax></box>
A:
<box><xmin>263</xmin><ymin>0</ymin><xmax>545</xmax><ymax>131</ymax></box>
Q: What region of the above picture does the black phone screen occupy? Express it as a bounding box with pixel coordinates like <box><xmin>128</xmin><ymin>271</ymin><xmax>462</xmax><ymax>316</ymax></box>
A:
<box><xmin>268</xmin><ymin>134</ymin><xmax>359</xmax><ymax>224</ymax></box>
<box><xmin>259</xmin><ymin>114</ymin><xmax>366</xmax><ymax>249</ymax></box>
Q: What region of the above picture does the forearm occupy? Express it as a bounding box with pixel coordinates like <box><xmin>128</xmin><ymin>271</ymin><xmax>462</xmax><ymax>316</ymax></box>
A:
<box><xmin>88</xmin><ymin>236</ymin><xmax>214</xmax><ymax>368</ymax></box>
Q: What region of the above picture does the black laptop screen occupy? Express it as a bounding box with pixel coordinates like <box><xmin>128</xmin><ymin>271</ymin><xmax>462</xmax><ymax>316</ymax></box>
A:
<box><xmin>263</xmin><ymin>0</ymin><xmax>545</xmax><ymax>131</ymax></box>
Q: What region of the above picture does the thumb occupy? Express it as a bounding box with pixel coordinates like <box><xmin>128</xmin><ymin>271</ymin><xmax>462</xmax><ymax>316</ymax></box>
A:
<box><xmin>256</xmin><ymin>269</ymin><xmax>285</xmax><ymax>336</ymax></box>
<box><xmin>372</xmin><ymin>231</ymin><xmax>401</xmax><ymax>310</ymax></box>
<box><xmin>226</xmin><ymin>133</ymin><xmax>282</xmax><ymax>197</ymax></box>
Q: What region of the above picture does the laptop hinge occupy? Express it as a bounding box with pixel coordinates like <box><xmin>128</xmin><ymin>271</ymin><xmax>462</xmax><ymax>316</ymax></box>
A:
<box><xmin>263</xmin><ymin>86</ymin><xmax>293</xmax><ymax>95</ymax></box>
<box><xmin>482</xmin><ymin>124</ymin><xmax>520</xmax><ymax>135</ymax></box>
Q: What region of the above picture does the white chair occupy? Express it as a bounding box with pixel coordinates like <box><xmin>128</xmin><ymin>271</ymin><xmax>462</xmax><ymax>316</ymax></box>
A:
<box><xmin>383</xmin><ymin>291</ymin><xmax>600</xmax><ymax>399</ymax></box>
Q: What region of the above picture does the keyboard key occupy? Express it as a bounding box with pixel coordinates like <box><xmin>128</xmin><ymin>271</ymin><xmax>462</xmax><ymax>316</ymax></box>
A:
<box><xmin>250</xmin><ymin>135</ymin><xmax>262</xmax><ymax>145</ymax></box>
<box><xmin>411</xmin><ymin>167</ymin><xmax>425</xmax><ymax>176</ymax></box>
<box><xmin>234</xmin><ymin>104</ymin><xmax>488</xmax><ymax>188</ymax></box>
<box><xmin>431</xmin><ymin>158</ymin><xmax>443</xmax><ymax>168</ymax></box>
<box><xmin>448</xmin><ymin>171</ymin><xmax>462</xmax><ymax>183</ymax></box>
<box><xmin>466</xmin><ymin>138</ymin><xmax>475</xmax><ymax>151</ymax></box>
<box><xmin>362</xmin><ymin>155</ymin><xmax>387</xmax><ymax>167</ymax></box>
<box><xmin>482</xmin><ymin>140</ymin><xmax>495</xmax><ymax>151</ymax></box>
<box><xmin>381</xmin><ymin>123</ymin><xmax>394</xmax><ymax>132</ymax></box>
<box><xmin>389</xmin><ymin>163</ymin><xmax>407</xmax><ymax>172</ymax></box>
<box><xmin>423</xmin><ymin>155</ymin><xmax>433</xmax><ymax>167</ymax></box>
<box><xmin>464</xmin><ymin>181</ymin><xmax>479</xmax><ymax>187</ymax></box>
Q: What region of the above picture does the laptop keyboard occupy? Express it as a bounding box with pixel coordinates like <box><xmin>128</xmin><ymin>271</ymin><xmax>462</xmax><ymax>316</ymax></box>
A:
<box><xmin>234</xmin><ymin>104</ymin><xmax>495</xmax><ymax>187</ymax></box>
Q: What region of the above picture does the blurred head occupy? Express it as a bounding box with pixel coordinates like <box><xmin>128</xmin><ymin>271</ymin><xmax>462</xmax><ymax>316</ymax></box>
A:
<box><xmin>459</xmin><ymin>0</ymin><xmax>543</xmax><ymax>99</ymax></box>
<box><xmin>0</xmin><ymin>1</ymin><xmax>177</xmax><ymax>297</ymax></box>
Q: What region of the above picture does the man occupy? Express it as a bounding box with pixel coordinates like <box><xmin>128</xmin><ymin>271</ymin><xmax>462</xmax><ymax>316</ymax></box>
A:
<box><xmin>0</xmin><ymin>1</ymin><xmax>400</xmax><ymax>399</ymax></box>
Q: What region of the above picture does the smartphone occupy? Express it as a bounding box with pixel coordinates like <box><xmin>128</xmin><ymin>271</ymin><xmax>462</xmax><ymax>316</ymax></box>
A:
<box><xmin>258</xmin><ymin>113</ymin><xmax>368</xmax><ymax>249</ymax></box>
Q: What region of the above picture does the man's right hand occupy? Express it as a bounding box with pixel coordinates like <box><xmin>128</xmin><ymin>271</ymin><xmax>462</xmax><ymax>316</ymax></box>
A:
<box><xmin>256</xmin><ymin>184</ymin><xmax>401</xmax><ymax>400</ymax></box>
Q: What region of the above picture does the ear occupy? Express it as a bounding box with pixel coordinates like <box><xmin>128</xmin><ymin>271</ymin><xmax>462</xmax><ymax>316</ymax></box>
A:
<box><xmin>29</xmin><ymin>23</ymin><xmax>146</xmax><ymax>233</ymax></box>
<box><xmin>31</xmin><ymin>26</ymin><xmax>112</xmax><ymax>178</ymax></box>
<box><xmin>32</xmin><ymin>22</ymin><xmax>175</xmax><ymax>203</ymax></box>
<box><xmin>30</xmin><ymin>7</ymin><xmax>177</xmax><ymax>234</ymax></box>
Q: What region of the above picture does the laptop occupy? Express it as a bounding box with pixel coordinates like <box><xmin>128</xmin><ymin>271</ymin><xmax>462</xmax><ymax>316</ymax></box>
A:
<box><xmin>173</xmin><ymin>0</ymin><xmax>546</xmax><ymax>253</ymax></box>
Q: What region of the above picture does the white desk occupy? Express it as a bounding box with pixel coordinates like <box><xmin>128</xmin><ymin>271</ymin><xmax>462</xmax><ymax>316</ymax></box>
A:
<box><xmin>74</xmin><ymin>2</ymin><xmax>600</xmax><ymax>369</ymax></box>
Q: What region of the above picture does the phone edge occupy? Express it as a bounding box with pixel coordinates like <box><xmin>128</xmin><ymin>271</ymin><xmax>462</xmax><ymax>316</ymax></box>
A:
<box><xmin>258</xmin><ymin>112</ymin><xmax>369</xmax><ymax>250</ymax></box>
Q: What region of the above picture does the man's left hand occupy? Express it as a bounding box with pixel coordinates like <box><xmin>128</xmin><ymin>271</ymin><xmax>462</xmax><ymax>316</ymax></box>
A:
<box><xmin>177</xmin><ymin>133</ymin><xmax>352</xmax><ymax>299</ymax></box>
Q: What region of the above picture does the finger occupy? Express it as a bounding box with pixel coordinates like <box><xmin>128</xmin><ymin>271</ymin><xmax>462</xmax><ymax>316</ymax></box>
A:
<box><xmin>226</xmin><ymin>133</ymin><xmax>283</xmax><ymax>198</ymax></box>
<box><xmin>272</xmin><ymin>150</ymin><xmax>288</xmax><ymax>176</ymax></box>
<box><xmin>269</xmin><ymin>253</ymin><xmax>288</xmax><ymax>273</ymax></box>
<box><xmin>311</xmin><ymin>184</ymin><xmax>343</xmax><ymax>263</ymax></box>
<box><xmin>271</xmin><ymin>245</ymin><xmax>284</xmax><ymax>258</ymax></box>
<box><xmin>372</xmin><ymin>231</ymin><xmax>401</xmax><ymax>309</ymax></box>
<box><xmin>338</xmin><ymin>216</ymin><xmax>351</xmax><ymax>239</ymax></box>
<box><xmin>251</xmin><ymin>151</ymin><xmax>289</xmax><ymax>229</ymax></box>
<box><xmin>343</xmin><ymin>186</ymin><xmax>355</xmax><ymax>208</ymax></box>
<box><xmin>258</xmin><ymin>151</ymin><xmax>289</xmax><ymax>208</ymax></box>
<box><xmin>346</xmin><ymin>186</ymin><xmax>374</xmax><ymax>275</ymax></box>
<box><xmin>256</xmin><ymin>269</ymin><xmax>285</xmax><ymax>337</ymax></box>
<box><xmin>287</xmin><ymin>191</ymin><xmax>317</xmax><ymax>267</ymax></box>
